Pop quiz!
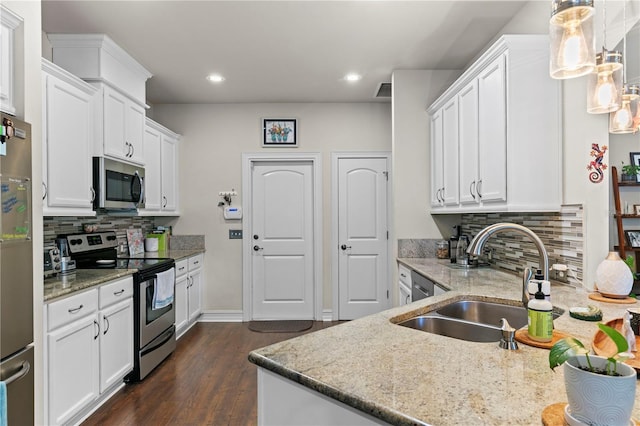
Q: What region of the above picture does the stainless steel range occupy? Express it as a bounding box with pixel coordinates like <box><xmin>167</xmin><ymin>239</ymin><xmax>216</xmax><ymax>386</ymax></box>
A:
<box><xmin>63</xmin><ymin>231</ymin><xmax>176</xmax><ymax>381</ymax></box>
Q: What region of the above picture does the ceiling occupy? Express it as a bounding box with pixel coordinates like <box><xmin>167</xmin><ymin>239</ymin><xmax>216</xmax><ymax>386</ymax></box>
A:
<box><xmin>41</xmin><ymin>1</ymin><xmax>528</xmax><ymax>104</ymax></box>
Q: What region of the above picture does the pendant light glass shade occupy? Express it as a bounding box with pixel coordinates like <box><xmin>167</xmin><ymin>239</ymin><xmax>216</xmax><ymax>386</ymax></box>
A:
<box><xmin>549</xmin><ymin>0</ymin><xmax>595</xmax><ymax>79</ymax></box>
<box><xmin>587</xmin><ymin>50</ymin><xmax>624</xmax><ymax>114</ymax></box>
<box><xmin>610</xmin><ymin>85</ymin><xmax>640</xmax><ymax>134</ymax></box>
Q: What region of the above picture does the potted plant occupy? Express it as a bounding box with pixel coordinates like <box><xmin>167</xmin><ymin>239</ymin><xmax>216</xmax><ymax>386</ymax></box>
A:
<box><xmin>549</xmin><ymin>324</ymin><xmax>636</xmax><ymax>425</ymax></box>
<box><xmin>621</xmin><ymin>162</ymin><xmax>640</xmax><ymax>182</ymax></box>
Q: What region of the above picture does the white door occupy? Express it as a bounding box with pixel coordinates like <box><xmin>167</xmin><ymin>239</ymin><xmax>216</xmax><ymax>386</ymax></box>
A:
<box><xmin>337</xmin><ymin>157</ymin><xmax>389</xmax><ymax>319</ymax></box>
<box><xmin>251</xmin><ymin>161</ymin><xmax>315</xmax><ymax>320</ymax></box>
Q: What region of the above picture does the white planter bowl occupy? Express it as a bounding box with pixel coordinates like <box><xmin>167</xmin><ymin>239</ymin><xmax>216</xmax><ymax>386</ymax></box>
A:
<box><xmin>564</xmin><ymin>355</ymin><xmax>636</xmax><ymax>425</ymax></box>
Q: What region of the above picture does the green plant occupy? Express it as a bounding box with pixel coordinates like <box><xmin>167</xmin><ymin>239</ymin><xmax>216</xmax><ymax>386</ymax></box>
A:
<box><xmin>622</xmin><ymin>162</ymin><xmax>640</xmax><ymax>176</ymax></box>
<box><xmin>549</xmin><ymin>323</ymin><xmax>629</xmax><ymax>375</ymax></box>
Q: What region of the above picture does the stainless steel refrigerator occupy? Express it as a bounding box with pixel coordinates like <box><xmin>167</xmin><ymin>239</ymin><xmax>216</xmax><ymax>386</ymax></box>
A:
<box><xmin>0</xmin><ymin>112</ymin><xmax>34</xmax><ymax>425</ymax></box>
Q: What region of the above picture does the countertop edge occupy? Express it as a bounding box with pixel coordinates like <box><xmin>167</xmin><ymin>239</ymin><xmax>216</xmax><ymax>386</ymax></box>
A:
<box><xmin>247</xmin><ymin>352</ymin><xmax>426</xmax><ymax>426</ymax></box>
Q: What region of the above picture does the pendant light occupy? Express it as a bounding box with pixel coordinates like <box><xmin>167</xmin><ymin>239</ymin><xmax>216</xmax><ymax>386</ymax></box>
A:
<box><xmin>587</xmin><ymin>0</ymin><xmax>623</xmax><ymax>114</ymax></box>
<box><xmin>610</xmin><ymin>85</ymin><xmax>640</xmax><ymax>133</ymax></box>
<box><xmin>550</xmin><ymin>0</ymin><xmax>596</xmax><ymax>79</ymax></box>
<box><xmin>609</xmin><ymin>1</ymin><xmax>638</xmax><ymax>134</ymax></box>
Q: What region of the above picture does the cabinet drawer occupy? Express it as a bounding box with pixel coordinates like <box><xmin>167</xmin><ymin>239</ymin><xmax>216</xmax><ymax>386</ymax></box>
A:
<box><xmin>175</xmin><ymin>259</ymin><xmax>188</xmax><ymax>278</ymax></box>
<box><xmin>398</xmin><ymin>264</ymin><xmax>412</xmax><ymax>286</ymax></box>
<box><xmin>48</xmin><ymin>289</ymin><xmax>98</xmax><ymax>331</ymax></box>
<box><xmin>99</xmin><ymin>276</ymin><xmax>133</xmax><ymax>309</ymax></box>
<box><xmin>189</xmin><ymin>254</ymin><xmax>203</xmax><ymax>271</ymax></box>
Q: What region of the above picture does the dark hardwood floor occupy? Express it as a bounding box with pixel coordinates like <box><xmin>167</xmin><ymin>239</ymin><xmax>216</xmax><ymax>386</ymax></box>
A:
<box><xmin>82</xmin><ymin>322</ymin><xmax>341</xmax><ymax>426</ymax></box>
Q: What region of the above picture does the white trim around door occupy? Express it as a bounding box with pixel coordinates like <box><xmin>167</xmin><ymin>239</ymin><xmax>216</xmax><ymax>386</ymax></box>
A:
<box><xmin>331</xmin><ymin>152</ymin><xmax>392</xmax><ymax>320</ymax></box>
<box><xmin>242</xmin><ymin>153</ymin><xmax>323</xmax><ymax>322</ymax></box>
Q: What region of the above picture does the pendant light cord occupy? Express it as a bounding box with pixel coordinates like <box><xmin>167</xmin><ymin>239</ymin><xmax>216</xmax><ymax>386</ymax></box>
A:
<box><xmin>622</xmin><ymin>0</ymin><xmax>627</xmax><ymax>83</ymax></box>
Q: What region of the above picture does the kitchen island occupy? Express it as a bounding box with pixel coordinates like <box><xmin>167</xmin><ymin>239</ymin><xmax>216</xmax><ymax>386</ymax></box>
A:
<box><xmin>249</xmin><ymin>258</ymin><xmax>640</xmax><ymax>425</ymax></box>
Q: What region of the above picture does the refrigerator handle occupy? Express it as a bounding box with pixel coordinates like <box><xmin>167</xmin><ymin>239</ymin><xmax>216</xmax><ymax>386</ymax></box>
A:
<box><xmin>3</xmin><ymin>360</ymin><xmax>30</xmax><ymax>385</ymax></box>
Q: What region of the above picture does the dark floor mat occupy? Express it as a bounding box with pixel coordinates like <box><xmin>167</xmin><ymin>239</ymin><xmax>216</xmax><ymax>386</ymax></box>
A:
<box><xmin>248</xmin><ymin>320</ymin><xmax>313</xmax><ymax>333</ymax></box>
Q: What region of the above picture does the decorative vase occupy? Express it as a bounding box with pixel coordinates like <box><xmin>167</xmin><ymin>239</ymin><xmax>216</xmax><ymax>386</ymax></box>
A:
<box><xmin>621</xmin><ymin>173</ymin><xmax>636</xmax><ymax>182</ymax></box>
<box><xmin>595</xmin><ymin>251</ymin><xmax>633</xmax><ymax>298</ymax></box>
<box><xmin>564</xmin><ymin>355</ymin><xmax>636</xmax><ymax>425</ymax></box>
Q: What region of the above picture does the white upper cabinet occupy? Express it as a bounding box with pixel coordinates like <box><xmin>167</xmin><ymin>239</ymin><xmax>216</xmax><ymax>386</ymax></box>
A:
<box><xmin>140</xmin><ymin>118</ymin><xmax>180</xmax><ymax>215</ymax></box>
<box><xmin>42</xmin><ymin>59</ymin><xmax>97</xmax><ymax>216</ymax></box>
<box><xmin>0</xmin><ymin>6</ymin><xmax>22</xmax><ymax>115</ymax></box>
<box><xmin>48</xmin><ymin>34</ymin><xmax>151</xmax><ymax>166</ymax></box>
<box><xmin>427</xmin><ymin>35</ymin><xmax>561</xmax><ymax>213</ymax></box>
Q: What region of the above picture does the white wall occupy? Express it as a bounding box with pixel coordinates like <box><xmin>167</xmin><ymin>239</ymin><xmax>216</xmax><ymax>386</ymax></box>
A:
<box><xmin>152</xmin><ymin>103</ymin><xmax>391</xmax><ymax>312</ymax></box>
<box><xmin>391</xmin><ymin>70</ymin><xmax>461</xmax><ymax>243</ymax></box>
<box><xmin>4</xmin><ymin>1</ymin><xmax>43</xmax><ymax>423</ymax></box>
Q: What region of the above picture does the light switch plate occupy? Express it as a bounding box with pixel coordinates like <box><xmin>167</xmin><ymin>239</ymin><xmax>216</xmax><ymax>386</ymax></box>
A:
<box><xmin>229</xmin><ymin>229</ymin><xmax>243</xmax><ymax>239</ymax></box>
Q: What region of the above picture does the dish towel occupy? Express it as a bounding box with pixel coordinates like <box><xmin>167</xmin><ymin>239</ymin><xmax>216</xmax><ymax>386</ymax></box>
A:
<box><xmin>153</xmin><ymin>268</ymin><xmax>175</xmax><ymax>310</ymax></box>
<box><xmin>0</xmin><ymin>381</ymin><xmax>7</xmax><ymax>426</ymax></box>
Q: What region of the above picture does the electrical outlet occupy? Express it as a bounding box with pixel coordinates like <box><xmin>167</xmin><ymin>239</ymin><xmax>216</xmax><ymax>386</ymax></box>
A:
<box><xmin>229</xmin><ymin>229</ymin><xmax>243</xmax><ymax>239</ymax></box>
<box><xmin>549</xmin><ymin>265</ymin><xmax>570</xmax><ymax>283</ymax></box>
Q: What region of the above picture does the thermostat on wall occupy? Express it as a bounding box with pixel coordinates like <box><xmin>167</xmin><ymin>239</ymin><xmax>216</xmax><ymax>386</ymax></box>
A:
<box><xmin>224</xmin><ymin>206</ymin><xmax>242</xmax><ymax>220</ymax></box>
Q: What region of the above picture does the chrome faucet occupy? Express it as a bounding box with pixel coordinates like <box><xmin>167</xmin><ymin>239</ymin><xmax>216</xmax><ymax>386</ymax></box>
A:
<box><xmin>467</xmin><ymin>223</ymin><xmax>549</xmax><ymax>307</ymax></box>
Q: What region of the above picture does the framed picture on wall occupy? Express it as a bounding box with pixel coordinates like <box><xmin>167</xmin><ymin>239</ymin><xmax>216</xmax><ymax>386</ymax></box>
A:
<box><xmin>263</xmin><ymin>119</ymin><xmax>297</xmax><ymax>147</ymax></box>
<box><xmin>630</xmin><ymin>152</ymin><xmax>640</xmax><ymax>182</ymax></box>
<box><xmin>626</xmin><ymin>230</ymin><xmax>640</xmax><ymax>248</ymax></box>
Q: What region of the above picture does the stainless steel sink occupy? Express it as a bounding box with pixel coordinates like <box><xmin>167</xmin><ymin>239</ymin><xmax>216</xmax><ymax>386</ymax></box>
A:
<box><xmin>437</xmin><ymin>299</ymin><xmax>562</xmax><ymax>329</ymax></box>
<box><xmin>436</xmin><ymin>300</ymin><xmax>529</xmax><ymax>328</ymax></box>
<box><xmin>396</xmin><ymin>299</ymin><xmax>564</xmax><ymax>342</ymax></box>
<box><xmin>398</xmin><ymin>315</ymin><xmax>501</xmax><ymax>342</ymax></box>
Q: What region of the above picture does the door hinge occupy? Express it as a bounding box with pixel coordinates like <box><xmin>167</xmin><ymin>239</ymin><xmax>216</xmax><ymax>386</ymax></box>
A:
<box><xmin>387</xmin><ymin>290</ymin><xmax>389</xmax><ymax>299</ymax></box>
<box><xmin>383</xmin><ymin>171</ymin><xmax>389</xmax><ymax>181</ymax></box>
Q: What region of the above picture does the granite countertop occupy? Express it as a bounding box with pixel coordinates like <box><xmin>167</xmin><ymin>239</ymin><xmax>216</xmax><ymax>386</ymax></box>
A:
<box><xmin>44</xmin><ymin>249</ymin><xmax>205</xmax><ymax>302</ymax></box>
<box><xmin>249</xmin><ymin>258</ymin><xmax>640</xmax><ymax>425</ymax></box>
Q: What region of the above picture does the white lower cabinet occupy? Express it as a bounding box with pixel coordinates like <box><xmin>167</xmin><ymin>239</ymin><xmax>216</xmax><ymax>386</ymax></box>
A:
<box><xmin>175</xmin><ymin>254</ymin><xmax>203</xmax><ymax>338</ymax></box>
<box><xmin>45</xmin><ymin>276</ymin><xmax>133</xmax><ymax>425</ymax></box>
<box><xmin>398</xmin><ymin>264</ymin><xmax>412</xmax><ymax>306</ymax></box>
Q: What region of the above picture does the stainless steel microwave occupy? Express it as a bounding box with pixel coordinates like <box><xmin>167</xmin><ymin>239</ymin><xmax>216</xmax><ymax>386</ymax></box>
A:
<box><xmin>93</xmin><ymin>157</ymin><xmax>145</xmax><ymax>210</ymax></box>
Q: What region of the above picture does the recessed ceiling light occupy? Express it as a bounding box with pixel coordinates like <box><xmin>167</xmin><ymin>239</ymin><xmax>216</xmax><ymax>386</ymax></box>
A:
<box><xmin>344</xmin><ymin>73</ymin><xmax>362</xmax><ymax>82</ymax></box>
<box><xmin>206</xmin><ymin>74</ymin><xmax>225</xmax><ymax>83</ymax></box>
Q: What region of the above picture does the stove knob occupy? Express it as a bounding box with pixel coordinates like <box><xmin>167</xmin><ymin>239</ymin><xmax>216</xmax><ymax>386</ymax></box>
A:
<box><xmin>53</xmin><ymin>256</ymin><xmax>60</xmax><ymax>262</ymax></box>
<box><xmin>107</xmin><ymin>235</ymin><xmax>116</xmax><ymax>241</ymax></box>
<box><xmin>54</xmin><ymin>265</ymin><xmax>61</xmax><ymax>271</ymax></box>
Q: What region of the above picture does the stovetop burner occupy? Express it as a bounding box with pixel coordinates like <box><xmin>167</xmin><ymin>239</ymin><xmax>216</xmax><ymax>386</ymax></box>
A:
<box><xmin>61</xmin><ymin>230</ymin><xmax>173</xmax><ymax>273</ymax></box>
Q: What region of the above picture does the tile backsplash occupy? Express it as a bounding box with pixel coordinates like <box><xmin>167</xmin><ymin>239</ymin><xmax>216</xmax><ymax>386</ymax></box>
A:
<box><xmin>399</xmin><ymin>205</ymin><xmax>583</xmax><ymax>285</ymax></box>
<box><xmin>44</xmin><ymin>212</ymin><xmax>157</xmax><ymax>251</ymax></box>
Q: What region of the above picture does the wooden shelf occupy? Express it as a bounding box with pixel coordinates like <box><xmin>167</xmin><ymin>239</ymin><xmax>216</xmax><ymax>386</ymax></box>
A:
<box><xmin>612</xmin><ymin>166</ymin><xmax>640</xmax><ymax>261</ymax></box>
<box><xmin>615</xmin><ymin>214</ymin><xmax>640</xmax><ymax>219</ymax></box>
<box><xmin>614</xmin><ymin>245</ymin><xmax>640</xmax><ymax>253</ymax></box>
<box><xmin>617</xmin><ymin>181</ymin><xmax>640</xmax><ymax>187</ymax></box>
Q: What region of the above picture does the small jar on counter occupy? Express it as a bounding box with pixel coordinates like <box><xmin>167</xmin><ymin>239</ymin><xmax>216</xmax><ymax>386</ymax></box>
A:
<box><xmin>436</xmin><ymin>240</ymin><xmax>449</xmax><ymax>259</ymax></box>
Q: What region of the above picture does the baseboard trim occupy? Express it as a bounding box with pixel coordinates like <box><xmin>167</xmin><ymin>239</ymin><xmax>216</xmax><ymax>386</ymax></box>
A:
<box><xmin>198</xmin><ymin>310</ymin><xmax>334</xmax><ymax>322</ymax></box>
<box><xmin>199</xmin><ymin>310</ymin><xmax>244</xmax><ymax>322</ymax></box>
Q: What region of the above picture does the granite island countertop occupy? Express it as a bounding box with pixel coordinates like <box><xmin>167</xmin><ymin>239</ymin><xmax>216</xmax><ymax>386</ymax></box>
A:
<box><xmin>249</xmin><ymin>258</ymin><xmax>640</xmax><ymax>425</ymax></box>
<box><xmin>44</xmin><ymin>249</ymin><xmax>204</xmax><ymax>302</ymax></box>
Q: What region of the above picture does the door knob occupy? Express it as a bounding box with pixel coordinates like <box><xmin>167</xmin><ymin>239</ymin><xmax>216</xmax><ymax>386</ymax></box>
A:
<box><xmin>253</xmin><ymin>245</ymin><xmax>263</xmax><ymax>251</ymax></box>
<box><xmin>341</xmin><ymin>244</ymin><xmax>352</xmax><ymax>250</ymax></box>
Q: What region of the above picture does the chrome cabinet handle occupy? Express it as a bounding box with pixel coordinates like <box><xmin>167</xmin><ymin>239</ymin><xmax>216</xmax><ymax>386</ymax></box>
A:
<box><xmin>114</xmin><ymin>289</ymin><xmax>125</xmax><ymax>296</ymax></box>
<box><xmin>405</xmin><ymin>294</ymin><xmax>411</xmax><ymax>304</ymax></box>
<box><xmin>400</xmin><ymin>273</ymin><xmax>406</xmax><ymax>278</ymax></box>
<box><xmin>93</xmin><ymin>320</ymin><xmax>100</xmax><ymax>340</ymax></box>
<box><xmin>470</xmin><ymin>181</ymin><xmax>476</xmax><ymax>200</ymax></box>
<box><xmin>3</xmin><ymin>361</ymin><xmax>30</xmax><ymax>385</ymax></box>
<box><xmin>130</xmin><ymin>144</ymin><xmax>135</xmax><ymax>157</ymax></box>
<box><xmin>103</xmin><ymin>316</ymin><xmax>110</xmax><ymax>335</ymax></box>
<box><xmin>90</xmin><ymin>187</ymin><xmax>95</xmax><ymax>202</ymax></box>
<box><xmin>193</xmin><ymin>260</ymin><xmax>199</xmax><ymax>265</ymax></box>
<box><xmin>413</xmin><ymin>285</ymin><xmax>431</xmax><ymax>298</ymax></box>
<box><xmin>477</xmin><ymin>180</ymin><xmax>483</xmax><ymax>198</ymax></box>
<box><xmin>340</xmin><ymin>244</ymin><xmax>352</xmax><ymax>250</ymax></box>
<box><xmin>163</xmin><ymin>196</ymin><xmax>167</xmax><ymax>208</ymax></box>
<box><xmin>42</xmin><ymin>182</ymin><xmax>47</xmax><ymax>200</ymax></box>
<box><xmin>253</xmin><ymin>245</ymin><xmax>263</xmax><ymax>252</ymax></box>
<box><xmin>68</xmin><ymin>304</ymin><xmax>83</xmax><ymax>314</ymax></box>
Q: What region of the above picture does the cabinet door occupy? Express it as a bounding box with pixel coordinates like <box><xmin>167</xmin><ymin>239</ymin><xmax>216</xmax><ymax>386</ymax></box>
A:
<box><xmin>441</xmin><ymin>97</ymin><xmax>459</xmax><ymax>206</ymax></box>
<box><xmin>398</xmin><ymin>283</ymin><xmax>411</xmax><ymax>306</ymax></box>
<box><xmin>48</xmin><ymin>314</ymin><xmax>99</xmax><ymax>425</ymax></box>
<box><xmin>43</xmin><ymin>74</ymin><xmax>94</xmax><ymax>212</ymax></box>
<box><xmin>126</xmin><ymin>102</ymin><xmax>145</xmax><ymax>164</ymax></box>
<box><xmin>430</xmin><ymin>109</ymin><xmax>444</xmax><ymax>207</ymax></box>
<box><xmin>175</xmin><ymin>274</ymin><xmax>189</xmax><ymax>334</ymax></box>
<box><xmin>188</xmin><ymin>269</ymin><xmax>202</xmax><ymax>324</ymax></box>
<box><xmin>458</xmin><ymin>80</ymin><xmax>480</xmax><ymax>205</ymax></box>
<box><xmin>0</xmin><ymin>11</ymin><xmax>18</xmax><ymax>115</ymax></box>
<box><xmin>103</xmin><ymin>86</ymin><xmax>128</xmax><ymax>160</ymax></box>
<box><xmin>99</xmin><ymin>298</ymin><xmax>133</xmax><ymax>393</ymax></box>
<box><xmin>143</xmin><ymin>125</ymin><xmax>162</xmax><ymax>211</ymax></box>
<box><xmin>161</xmin><ymin>134</ymin><xmax>178</xmax><ymax>211</ymax></box>
<box><xmin>478</xmin><ymin>54</ymin><xmax>507</xmax><ymax>204</ymax></box>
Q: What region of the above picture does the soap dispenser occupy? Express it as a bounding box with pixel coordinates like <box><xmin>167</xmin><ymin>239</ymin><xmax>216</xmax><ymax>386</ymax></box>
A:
<box><xmin>449</xmin><ymin>225</ymin><xmax>460</xmax><ymax>264</ymax></box>
<box><xmin>527</xmin><ymin>282</ymin><xmax>553</xmax><ymax>342</ymax></box>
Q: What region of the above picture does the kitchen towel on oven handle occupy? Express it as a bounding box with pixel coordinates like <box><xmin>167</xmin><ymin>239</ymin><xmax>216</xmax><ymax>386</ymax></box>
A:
<box><xmin>152</xmin><ymin>268</ymin><xmax>176</xmax><ymax>310</ymax></box>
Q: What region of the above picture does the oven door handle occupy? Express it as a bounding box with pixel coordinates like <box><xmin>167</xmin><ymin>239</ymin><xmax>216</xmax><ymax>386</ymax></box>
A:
<box><xmin>140</xmin><ymin>327</ymin><xmax>175</xmax><ymax>357</ymax></box>
<box><xmin>142</xmin><ymin>274</ymin><xmax>158</xmax><ymax>283</ymax></box>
